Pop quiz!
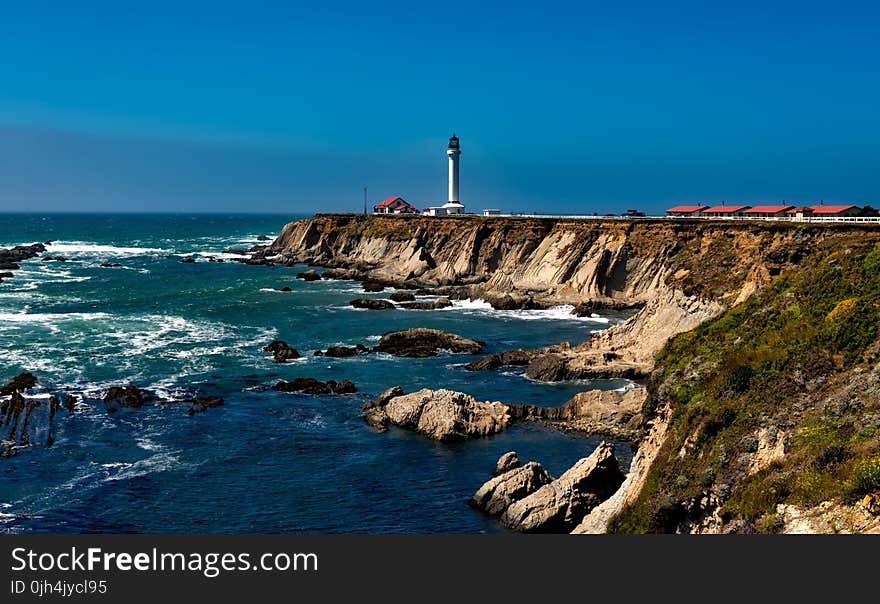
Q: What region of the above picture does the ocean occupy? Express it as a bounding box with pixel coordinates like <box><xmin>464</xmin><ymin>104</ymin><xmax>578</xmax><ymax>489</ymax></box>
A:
<box><xmin>0</xmin><ymin>214</ymin><xmax>633</xmax><ymax>533</ymax></box>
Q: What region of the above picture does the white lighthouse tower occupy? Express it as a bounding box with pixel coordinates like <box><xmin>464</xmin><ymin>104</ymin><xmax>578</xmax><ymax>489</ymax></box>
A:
<box><xmin>442</xmin><ymin>134</ymin><xmax>465</xmax><ymax>215</ymax></box>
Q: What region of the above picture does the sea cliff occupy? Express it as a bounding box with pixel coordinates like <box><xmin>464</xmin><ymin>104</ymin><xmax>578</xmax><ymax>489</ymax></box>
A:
<box><xmin>267</xmin><ymin>214</ymin><xmax>880</xmax><ymax>533</ymax></box>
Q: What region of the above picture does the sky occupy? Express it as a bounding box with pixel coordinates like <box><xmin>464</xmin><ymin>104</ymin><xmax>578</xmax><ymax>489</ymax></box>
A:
<box><xmin>1</xmin><ymin>1</ymin><xmax>878</xmax><ymax>215</ymax></box>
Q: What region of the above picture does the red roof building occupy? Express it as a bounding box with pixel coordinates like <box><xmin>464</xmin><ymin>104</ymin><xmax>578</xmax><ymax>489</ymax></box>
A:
<box><xmin>809</xmin><ymin>204</ymin><xmax>860</xmax><ymax>216</ymax></box>
<box><xmin>666</xmin><ymin>205</ymin><xmax>709</xmax><ymax>217</ymax></box>
<box><xmin>702</xmin><ymin>205</ymin><xmax>752</xmax><ymax>217</ymax></box>
<box><xmin>742</xmin><ymin>205</ymin><xmax>794</xmax><ymax>218</ymax></box>
<box><xmin>373</xmin><ymin>196</ymin><xmax>419</xmax><ymax>214</ymax></box>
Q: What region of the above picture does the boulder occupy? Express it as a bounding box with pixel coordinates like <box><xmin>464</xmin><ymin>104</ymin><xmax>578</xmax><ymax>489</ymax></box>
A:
<box><xmin>263</xmin><ymin>340</ymin><xmax>300</xmax><ymax>363</ymax></box>
<box><xmin>373</xmin><ymin>328</ymin><xmax>484</xmax><ymax>357</ymax></box>
<box><xmin>465</xmin><ymin>348</ymin><xmax>538</xmax><ymax>371</ymax></box>
<box><xmin>470</xmin><ymin>461</ymin><xmax>553</xmax><ymax>516</ymax></box>
<box><xmin>1</xmin><ymin>372</ymin><xmax>37</xmax><ymax>396</ymax></box>
<box><xmin>180</xmin><ymin>257</ymin><xmax>196</xmax><ymax>263</ymax></box>
<box><xmin>495</xmin><ymin>451</ymin><xmax>521</xmax><ymax>475</ymax></box>
<box><xmin>103</xmin><ymin>386</ymin><xmax>151</xmax><ymax>408</ymax></box>
<box><xmin>525</xmin><ymin>353</ymin><xmax>570</xmax><ymax>381</ymax></box>
<box><xmin>389</xmin><ymin>291</ymin><xmax>416</xmax><ymax>303</ymax></box>
<box><xmin>279</xmin><ymin>286</ymin><xmax>292</xmax><ymax>292</ymax></box>
<box><xmin>188</xmin><ymin>396</ymin><xmax>225</xmax><ymax>415</ymax></box>
<box><xmin>316</xmin><ymin>344</ymin><xmax>369</xmax><ymax>358</ymax></box>
<box><xmin>483</xmin><ymin>293</ymin><xmax>537</xmax><ymax>310</ymax></box>
<box><xmin>257</xmin><ymin>235</ymin><xmax>271</xmax><ymax>241</ymax></box>
<box><xmin>297</xmin><ymin>269</ymin><xmax>321</xmax><ymax>281</ymax></box>
<box><xmin>350</xmin><ymin>298</ymin><xmax>395</xmax><ymax>310</ymax></box>
<box><xmin>500</xmin><ymin>442</ymin><xmax>625</xmax><ymax>532</ymax></box>
<box><xmin>362</xmin><ymin>280</ymin><xmax>385</xmax><ymax>292</ymax></box>
<box><xmin>379</xmin><ymin>388</ymin><xmax>511</xmax><ymax>441</ymax></box>
<box><xmin>361</xmin><ymin>386</ymin><xmax>403</xmax><ymax>431</ymax></box>
<box><xmin>399</xmin><ymin>297</ymin><xmax>452</xmax><ymax>310</ymax></box>
<box><xmin>273</xmin><ymin>378</ymin><xmax>356</xmax><ymax>395</ymax></box>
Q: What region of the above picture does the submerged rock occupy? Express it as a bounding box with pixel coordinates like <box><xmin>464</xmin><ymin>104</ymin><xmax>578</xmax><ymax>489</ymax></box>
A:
<box><xmin>500</xmin><ymin>442</ymin><xmax>625</xmax><ymax>533</ymax></box>
<box><xmin>188</xmin><ymin>396</ymin><xmax>225</xmax><ymax>415</ymax></box>
<box><xmin>1</xmin><ymin>372</ymin><xmax>37</xmax><ymax>396</ymax></box>
<box><xmin>103</xmin><ymin>385</ymin><xmax>152</xmax><ymax>408</ymax></box>
<box><xmin>373</xmin><ymin>328</ymin><xmax>483</xmax><ymax>357</ymax></box>
<box><xmin>362</xmin><ymin>387</ymin><xmax>511</xmax><ymax>441</ymax></box>
<box><xmin>350</xmin><ymin>298</ymin><xmax>395</xmax><ymax>310</ymax></box>
<box><xmin>273</xmin><ymin>378</ymin><xmax>357</xmax><ymax>395</ymax></box>
<box><xmin>263</xmin><ymin>340</ymin><xmax>301</xmax><ymax>363</ymax></box>
<box><xmin>470</xmin><ymin>461</ymin><xmax>552</xmax><ymax>517</ymax></box>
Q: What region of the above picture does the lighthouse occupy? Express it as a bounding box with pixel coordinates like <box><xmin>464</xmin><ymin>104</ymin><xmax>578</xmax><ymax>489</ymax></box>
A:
<box><xmin>442</xmin><ymin>134</ymin><xmax>465</xmax><ymax>215</ymax></box>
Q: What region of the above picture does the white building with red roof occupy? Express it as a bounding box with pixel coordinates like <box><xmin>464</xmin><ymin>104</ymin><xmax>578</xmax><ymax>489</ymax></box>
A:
<box><xmin>742</xmin><ymin>205</ymin><xmax>794</xmax><ymax>218</ymax></box>
<box><xmin>702</xmin><ymin>204</ymin><xmax>752</xmax><ymax>218</ymax></box>
<box><xmin>373</xmin><ymin>196</ymin><xmax>419</xmax><ymax>214</ymax></box>
<box><xmin>666</xmin><ymin>204</ymin><xmax>709</xmax><ymax>217</ymax></box>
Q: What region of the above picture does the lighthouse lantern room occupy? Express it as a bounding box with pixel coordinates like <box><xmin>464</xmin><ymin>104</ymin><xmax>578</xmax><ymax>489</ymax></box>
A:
<box><xmin>441</xmin><ymin>134</ymin><xmax>465</xmax><ymax>215</ymax></box>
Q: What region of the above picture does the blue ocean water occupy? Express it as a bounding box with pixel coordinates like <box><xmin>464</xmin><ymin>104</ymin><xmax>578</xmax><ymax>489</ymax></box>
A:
<box><xmin>0</xmin><ymin>214</ymin><xmax>633</xmax><ymax>533</ymax></box>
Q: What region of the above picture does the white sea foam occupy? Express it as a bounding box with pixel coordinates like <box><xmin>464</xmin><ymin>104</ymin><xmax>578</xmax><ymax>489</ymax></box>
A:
<box><xmin>45</xmin><ymin>242</ymin><xmax>169</xmax><ymax>256</ymax></box>
<box><xmin>444</xmin><ymin>299</ymin><xmax>612</xmax><ymax>323</ymax></box>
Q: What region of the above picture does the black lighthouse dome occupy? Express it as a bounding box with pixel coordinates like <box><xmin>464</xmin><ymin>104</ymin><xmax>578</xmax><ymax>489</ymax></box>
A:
<box><xmin>448</xmin><ymin>133</ymin><xmax>460</xmax><ymax>149</ymax></box>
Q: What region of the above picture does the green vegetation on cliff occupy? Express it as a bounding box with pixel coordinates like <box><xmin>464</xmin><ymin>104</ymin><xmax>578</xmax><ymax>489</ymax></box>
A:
<box><xmin>610</xmin><ymin>234</ymin><xmax>880</xmax><ymax>533</ymax></box>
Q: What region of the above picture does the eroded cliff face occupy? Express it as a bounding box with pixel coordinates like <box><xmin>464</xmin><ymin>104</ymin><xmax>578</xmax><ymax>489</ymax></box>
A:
<box><xmin>268</xmin><ymin>214</ymin><xmax>827</xmax><ymax>376</ymax></box>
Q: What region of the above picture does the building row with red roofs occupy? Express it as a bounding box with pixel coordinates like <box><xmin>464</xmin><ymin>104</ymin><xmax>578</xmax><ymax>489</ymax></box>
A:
<box><xmin>666</xmin><ymin>203</ymin><xmax>865</xmax><ymax>219</ymax></box>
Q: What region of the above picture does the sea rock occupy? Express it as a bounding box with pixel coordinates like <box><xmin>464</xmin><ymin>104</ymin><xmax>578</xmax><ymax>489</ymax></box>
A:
<box><xmin>361</xmin><ymin>386</ymin><xmax>404</xmax><ymax>431</ymax></box>
<box><xmin>470</xmin><ymin>461</ymin><xmax>552</xmax><ymax>517</ymax></box>
<box><xmin>180</xmin><ymin>257</ymin><xmax>196</xmax><ymax>263</ymax></box>
<box><xmin>103</xmin><ymin>386</ymin><xmax>151</xmax><ymax>408</ymax></box>
<box><xmin>188</xmin><ymin>396</ymin><xmax>225</xmax><ymax>415</ymax></box>
<box><xmin>297</xmin><ymin>269</ymin><xmax>321</xmax><ymax>281</ymax></box>
<box><xmin>389</xmin><ymin>291</ymin><xmax>416</xmax><ymax>303</ymax></box>
<box><xmin>272</xmin><ymin>378</ymin><xmax>356</xmax><ymax>395</ymax></box>
<box><xmin>372</xmin><ymin>328</ymin><xmax>484</xmax><ymax>357</ymax></box>
<box><xmin>500</xmin><ymin>441</ymin><xmax>625</xmax><ymax>532</ymax></box>
<box><xmin>495</xmin><ymin>451</ymin><xmax>522</xmax><ymax>475</ymax></box>
<box><xmin>525</xmin><ymin>353</ymin><xmax>570</xmax><ymax>381</ymax></box>
<box><xmin>263</xmin><ymin>340</ymin><xmax>301</xmax><ymax>363</ymax></box>
<box><xmin>99</xmin><ymin>262</ymin><xmax>122</xmax><ymax>268</ymax></box>
<box><xmin>350</xmin><ymin>298</ymin><xmax>395</xmax><ymax>310</ymax></box>
<box><xmin>315</xmin><ymin>344</ymin><xmax>369</xmax><ymax>358</ymax></box>
<box><xmin>399</xmin><ymin>297</ymin><xmax>452</xmax><ymax>310</ymax></box>
<box><xmin>279</xmin><ymin>286</ymin><xmax>292</xmax><ymax>292</ymax></box>
<box><xmin>1</xmin><ymin>372</ymin><xmax>37</xmax><ymax>396</ymax></box>
<box><xmin>483</xmin><ymin>293</ymin><xmax>537</xmax><ymax>310</ymax></box>
<box><xmin>362</xmin><ymin>280</ymin><xmax>385</xmax><ymax>292</ymax></box>
<box><xmin>370</xmin><ymin>387</ymin><xmax>511</xmax><ymax>441</ymax></box>
<box><xmin>465</xmin><ymin>348</ymin><xmax>538</xmax><ymax>371</ymax></box>
<box><xmin>511</xmin><ymin>388</ymin><xmax>647</xmax><ymax>437</ymax></box>
<box><xmin>257</xmin><ymin>235</ymin><xmax>270</xmax><ymax>241</ymax></box>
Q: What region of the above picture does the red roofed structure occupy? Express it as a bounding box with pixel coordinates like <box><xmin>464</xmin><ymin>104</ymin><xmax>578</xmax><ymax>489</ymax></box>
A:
<box><xmin>666</xmin><ymin>205</ymin><xmax>708</xmax><ymax>217</ymax></box>
<box><xmin>808</xmin><ymin>204</ymin><xmax>859</xmax><ymax>216</ymax></box>
<box><xmin>373</xmin><ymin>196</ymin><xmax>419</xmax><ymax>215</ymax></box>
<box><xmin>742</xmin><ymin>205</ymin><xmax>794</xmax><ymax>218</ymax></box>
<box><xmin>702</xmin><ymin>205</ymin><xmax>752</xmax><ymax>218</ymax></box>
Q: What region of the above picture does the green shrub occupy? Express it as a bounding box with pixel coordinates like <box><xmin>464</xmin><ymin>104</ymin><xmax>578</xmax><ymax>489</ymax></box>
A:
<box><xmin>846</xmin><ymin>456</ymin><xmax>880</xmax><ymax>499</ymax></box>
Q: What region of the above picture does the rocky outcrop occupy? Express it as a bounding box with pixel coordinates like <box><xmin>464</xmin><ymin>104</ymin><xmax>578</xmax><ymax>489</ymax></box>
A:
<box><xmin>0</xmin><ymin>243</ymin><xmax>46</xmax><ymax>274</ymax></box>
<box><xmin>263</xmin><ymin>340</ymin><xmax>301</xmax><ymax>363</ymax></box>
<box><xmin>350</xmin><ymin>298</ymin><xmax>395</xmax><ymax>310</ymax></box>
<box><xmin>389</xmin><ymin>291</ymin><xmax>416</xmax><ymax>302</ymax></box>
<box><xmin>314</xmin><ymin>344</ymin><xmax>369</xmax><ymax>357</ymax></box>
<box><xmin>372</xmin><ymin>328</ymin><xmax>483</xmax><ymax>357</ymax></box>
<box><xmin>470</xmin><ymin>459</ymin><xmax>552</xmax><ymax>516</ymax></box>
<box><xmin>273</xmin><ymin>378</ymin><xmax>357</xmax><ymax>395</ymax></box>
<box><xmin>465</xmin><ymin>349</ymin><xmax>538</xmax><ymax>371</ymax></box>
<box><xmin>104</xmin><ymin>385</ymin><xmax>152</xmax><ymax>408</ymax></box>
<box><xmin>500</xmin><ymin>442</ymin><xmax>625</xmax><ymax>532</ymax></box>
<box><xmin>512</xmin><ymin>387</ymin><xmax>647</xmax><ymax>439</ymax></box>
<box><xmin>297</xmin><ymin>269</ymin><xmax>321</xmax><ymax>281</ymax></box>
<box><xmin>398</xmin><ymin>297</ymin><xmax>452</xmax><ymax>310</ymax></box>
<box><xmin>361</xmin><ymin>387</ymin><xmax>511</xmax><ymax>441</ymax></box>
<box><xmin>495</xmin><ymin>451</ymin><xmax>521</xmax><ymax>475</ymax></box>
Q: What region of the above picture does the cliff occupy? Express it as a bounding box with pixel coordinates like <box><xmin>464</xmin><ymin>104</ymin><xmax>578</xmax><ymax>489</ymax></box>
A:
<box><xmin>268</xmin><ymin>214</ymin><xmax>880</xmax><ymax>533</ymax></box>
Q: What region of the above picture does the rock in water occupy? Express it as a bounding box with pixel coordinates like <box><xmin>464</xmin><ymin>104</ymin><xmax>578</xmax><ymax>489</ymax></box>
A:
<box><xmin>103</xmin><ymin>386</ymin><xmax>151</xmax><ymax>408</ymax></box>
<box><xmin>465</xmin><ymin>348</ymin><xmax>538</xmax><ymax>371</ymax></box>
<box><xmin>317</xmin><ymin>344</ymin><xmax>368</xmax><ymax>358</ymax></box>
<box><xmin>500</xmin><ymin>441</ymin><xmax>625</xmax><ymax>533</ymax></box>
<box><xmin>1</xmin><ymin>372</ymin><xmax>37</xmax><ymax>396</ymax></box>
<box><xmin>398</xmin><ymin>297</ymin><xmax>452</xmax><ymax>310</ymax></box>
<box><xmin>495</xmin><ymin>451</ymin><xmax>521</xmax><ymax>475</ymax></box>
<box><xmin>389</xmin><ymin>291</ymin><xmax>416</xmax><ymax>302</ymax></box>
<box><xmin>273</xmin><ymin>378</ymin><xmax>357</xmax><ymax>395</ymax></box>
<box><xmin>188</xmin><ymin>396</ymin><xmax>225</xmax><ymax>415</ymax></box>
<box><xmin>297</xmin><ymin>269</ymin><xmax>321</xmax><ymax>281</ymax></box>
<box><xmin>350</xmin><ymin>298</ymin><xmax>395</xmax><ymax>310</ymax></box>
<box><xmin>362</xmin><ymin>280</ymin><xmax>385</xmax><ymax>292</ymax></box>
<box><xmin>470</xmin><ymin>462</ymin><xmax>553</xmax><ymax>517</ymax></box>
<box><xmin>263</xmin><ymin>340</ymin><xmax>300</xmax><ymax>363</ymax></box>
<box><xmin>361</xmin><ymin>386</ymin><xmax>404</xmax><ymax>431</ymax></box>
<box><xmin>367</xmin><ymin>387</ymin><xmax>511</xmax><ymax>441</ymax></box>
<box><xmin>372</xmin><ymin>328</ymin><xmax>484</xmax><ymax>357</ymax></box>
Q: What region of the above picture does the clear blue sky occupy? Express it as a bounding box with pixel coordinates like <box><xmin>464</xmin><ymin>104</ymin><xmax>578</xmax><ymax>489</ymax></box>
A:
<box><xmin>1</xmin><ymin>1</ymin><xmax>878</xmax><ymax>214</ymax></box>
